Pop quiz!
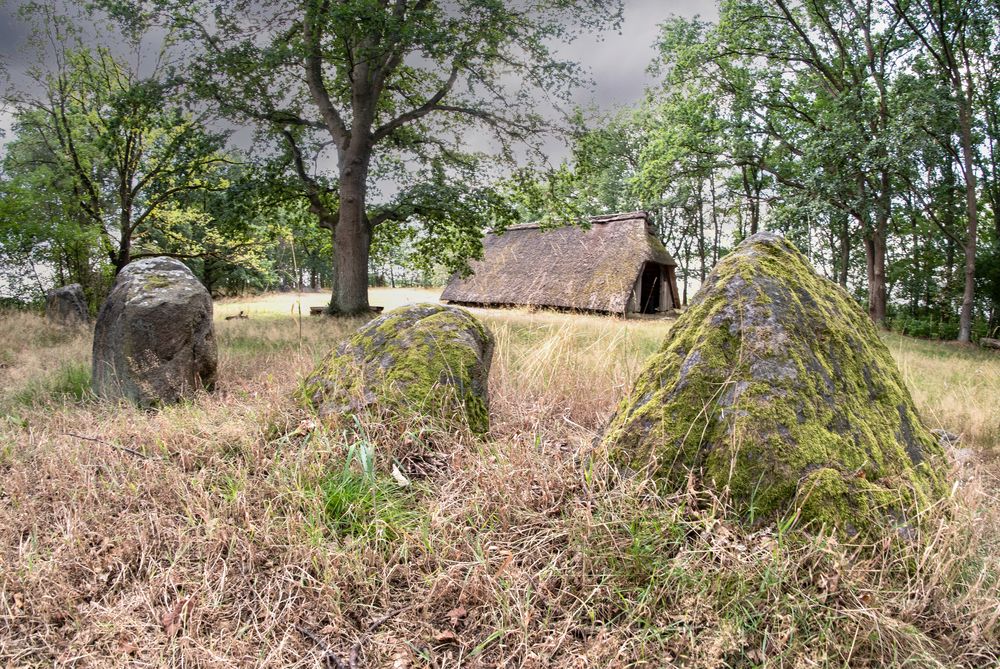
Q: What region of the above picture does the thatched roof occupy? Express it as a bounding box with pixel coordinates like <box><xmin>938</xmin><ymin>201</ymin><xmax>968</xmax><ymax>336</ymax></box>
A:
<box><xmin>441</xmin><ymin>211</ymin><xmax>677</xmax><ymax>314</ymax></box>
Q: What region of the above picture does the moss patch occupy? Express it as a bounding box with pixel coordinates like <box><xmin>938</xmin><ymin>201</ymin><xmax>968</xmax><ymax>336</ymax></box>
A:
<box><xmin>143</xmin><ymin>275</ymin><xmax>172</xmax><ymax>290</ymax></box>
<box><xmin>299</xmin><ymin>303</ymin><xmax>495</xmax><ymax>433</ymax></box>
<box><xmin>600</xmin><ymin>233</ymin><xmax>948</xmax><ymax>537</ymax></box>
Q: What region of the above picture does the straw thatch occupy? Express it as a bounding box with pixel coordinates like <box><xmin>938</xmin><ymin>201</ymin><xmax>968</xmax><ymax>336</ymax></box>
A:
<box><xmin>441</xmin><ymin>211</ymin><xmax>680</xmax><ymax>315</ymax></box>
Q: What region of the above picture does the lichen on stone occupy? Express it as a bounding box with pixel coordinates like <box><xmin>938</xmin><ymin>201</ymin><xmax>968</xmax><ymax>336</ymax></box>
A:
<box><xmin>92</xmin><ymin>256</ymin><xmax>217</xmax><ymax>407</ymax></box>
<box><xmin>300</xmin><ymin>303</ymin><xmax>495</xmax><ymax>434</ymax></box>
<box><xmin>599</xmin><ymin>233</ymin><xmax>948</xmax><ymax>537</ymax></box>
<box><xmin>143</xmin><ymin>275</ymin><xmax>172</xmax><ymax>290</ymax></box>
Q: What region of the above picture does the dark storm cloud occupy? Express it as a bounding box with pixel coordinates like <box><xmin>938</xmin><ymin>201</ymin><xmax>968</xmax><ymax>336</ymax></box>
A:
<box><xmin>0</xmin><ymin>0</ymin><xmax>719</xmax><ymax>104</ymax></box>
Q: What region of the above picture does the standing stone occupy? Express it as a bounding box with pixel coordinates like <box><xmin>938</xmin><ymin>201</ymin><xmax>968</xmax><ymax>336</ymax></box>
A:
<box><xmin>600</xmin><ymin>233</ymin><xmax>948</xmax><ymax>536</ymax></box>
<box><xmin>300</xmin><ymin>303</ymin><xmax>494</xmax><ymax>433</ymax></box>
<box><xmin>45</xmin><ymin>284</ymin><xmax>89</xmax><ymax>326</ymax></box>
<box><xmin>92</xmin><ymin>257</ymin><xmax>217</xmax><ymax>407</ymax></box>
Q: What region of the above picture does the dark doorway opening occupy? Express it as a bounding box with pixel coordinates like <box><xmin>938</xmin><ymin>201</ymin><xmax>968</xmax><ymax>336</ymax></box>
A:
<box><xmin>640</xmin><ymin>264</ymin><xmax>661</xmax><ymax>314</ymax></box>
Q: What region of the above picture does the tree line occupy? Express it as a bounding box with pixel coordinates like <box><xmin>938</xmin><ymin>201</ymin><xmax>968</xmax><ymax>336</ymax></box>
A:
<box><xmin>537</xmin><ymin>0</ymin><xmax>1000</xmax><ymax>341</ymax></box>
<box><xmin>1</xmin><ymin>0</ymin><xmax>619</xmax><ymax>311</ymax></box>
<box><xmin>1</xmin><ymin>0</ymin><xmax>998</xmax><ymax>342</ymax></box>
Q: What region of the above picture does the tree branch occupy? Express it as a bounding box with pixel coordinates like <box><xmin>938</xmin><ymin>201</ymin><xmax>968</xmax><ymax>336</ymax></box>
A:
<box><xmin>303</xmin><ymin>3</ymin><xmax>351</xmax><ymax>148</ymax></box>
<box><xmin>371</xmin><ymin>63</ymin><xmax>460</xmax><ymax>143</ymax></box>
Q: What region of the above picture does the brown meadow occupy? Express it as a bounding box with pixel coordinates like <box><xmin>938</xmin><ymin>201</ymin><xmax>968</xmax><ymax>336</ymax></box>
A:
<box><xmin>1</xmin><ymin>289</ymin><xmax>998</xmax><ymax>668</ymax></box>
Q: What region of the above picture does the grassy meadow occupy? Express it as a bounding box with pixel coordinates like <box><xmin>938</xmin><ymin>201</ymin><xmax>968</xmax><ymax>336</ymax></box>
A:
<box><xmin>1</xmin><ymin>289</ymin><xmax>999</xmax><ymax>667</ymax></box>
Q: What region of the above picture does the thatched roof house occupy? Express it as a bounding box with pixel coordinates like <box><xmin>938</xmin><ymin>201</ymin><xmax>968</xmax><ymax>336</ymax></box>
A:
<box><xmin>441</xmin><ymin>211</ymin><xmax>680</xmax><ymax>315</ymax></box>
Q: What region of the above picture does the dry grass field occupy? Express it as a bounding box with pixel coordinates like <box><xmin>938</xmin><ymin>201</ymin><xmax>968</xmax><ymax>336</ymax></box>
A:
<box><xmin>1</xmin><ymin>288</ymin><xmax>999</xmax><ymax>668</ymax></box>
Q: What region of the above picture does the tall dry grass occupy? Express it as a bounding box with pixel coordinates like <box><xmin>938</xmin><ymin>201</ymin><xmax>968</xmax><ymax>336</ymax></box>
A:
<box><xmin>1</xmin><ymin>297</ymin><xmax>999</xmax><ymax>668</ymax></box>
<box><xmin>886</xmin><ymin>332</ymin><xmax>1000</xmax><ymax>466</ymax></box>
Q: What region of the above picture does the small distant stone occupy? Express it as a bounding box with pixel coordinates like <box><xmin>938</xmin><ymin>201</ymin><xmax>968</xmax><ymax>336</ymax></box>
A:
<box><xmin>300</xmin><ymin>303</ymin><xmax>494</xmax><ymax>433</ymax></box>
<box><xmin>92</xmin><ymin>257</ymin><xmax>217</xmax><ymax>407</ymax></box>
<box><xmin>600</xmin><ymin>232</ymin><xmax>948</xmax><ymax>537</ymax></box>
<box><xmin>45</xmin><ymin>284</ymin><xmax>89</xmax><ymax>326</ymax></box>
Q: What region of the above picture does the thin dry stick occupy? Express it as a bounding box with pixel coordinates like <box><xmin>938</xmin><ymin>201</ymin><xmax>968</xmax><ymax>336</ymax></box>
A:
<box><xmin>289</xmin><ymin>235</ymin><xmax>303</xmax><ymax>346</ymax></box>
<box><xmin>295</xmin><ymin>624</ymin><xmax>349</xmax><ymax>669</ymax></box>
<box><xmin>350</xmin><ymin>606</ymin><xmax>410</xmax><ymax>669</ymax></box>
<box><xmin>62</xmin><ymin>432</ymin><xmax>150</xmax><ymax>459</ymax></box>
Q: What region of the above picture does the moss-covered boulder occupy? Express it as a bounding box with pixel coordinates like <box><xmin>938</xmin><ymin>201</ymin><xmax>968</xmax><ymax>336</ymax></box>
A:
<box><xmin>300</xmin><ymin>303</ymin><xmax>494</xmax><ymax>433</ymax></box>
<box><xmin>600</xmin><ymin>233</ymin><xmax>948</xmax><ymax>536</ymax></box>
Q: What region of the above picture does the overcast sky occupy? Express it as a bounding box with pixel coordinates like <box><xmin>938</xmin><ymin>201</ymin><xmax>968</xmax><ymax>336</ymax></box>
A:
<box><xmin>1</xmin><ymin>1</ymin><xmax>718</xmax><ymax>145</ymax></box>
<box><xmin>569</xmin><ymin>0</ymin><xmax>718</xmax><ymax>110</ymax></box>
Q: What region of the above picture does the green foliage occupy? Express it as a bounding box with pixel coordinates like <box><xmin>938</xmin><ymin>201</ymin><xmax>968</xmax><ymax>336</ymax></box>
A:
<box><xmin>0</xmin><ymin>6</ymin><xmax>233</xmax><ymax>304</ymax></box>
<box><xmin>886</xmin><ymin>316</ymin><xmax>990</xmax><ymax>342</ymax></box>
<box><xmin>91</xmin><ymin>0</ymin><xmax>624</xmax><ymax>311</ymax></box>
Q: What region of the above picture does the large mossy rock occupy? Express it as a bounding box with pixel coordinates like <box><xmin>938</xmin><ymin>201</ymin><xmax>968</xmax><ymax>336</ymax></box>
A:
<box><xmin>92</xmin><ymin>257</ymin><xmax>217</xmax><ymax>407</ymax></box>
<box><xmin>301</xmin><ymin>303</ymin><xmax>494</xmax><ymax>433</ymax></box>
<box><xmin>601</xmin><ymin>233</ymin><xmax>947</xmax><ymax>535</ymax></box>
<box><xmin>46</xmin><ymin>283</ymin><xmax>89</xmax><ymax>326</ymax></box>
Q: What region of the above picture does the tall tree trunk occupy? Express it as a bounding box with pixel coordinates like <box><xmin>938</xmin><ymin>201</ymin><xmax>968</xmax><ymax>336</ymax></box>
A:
<box><xmin>696</xmin><ymin>181</ymin><xmax>707</xmax><ymax>282</ymax></box>
<box><xmin>944</xmin><ymin>236</ymin><xmax>956</xmax><ymax>319</ymax></box>
<box><xmin>910</xmin><ymin>222</ymin><xmax>919</xmax><ymax>315</ymax></box>
<box><xmin>863</xmin><ymin>225</ymin><xmax>876</xmax><ymax>319</ymax></box>
<box><xmin>741</xmin><ymin>164</ymin><xmax>760</xmax><ymax>235</ymax></box>
<box><xmin>871</xmin><ymin>172</ymin><xmax>890</xmax><ymax>325</ymax></box>
<box><xmin>115</xmin><ymin>215</ymin><xmax>132</xmax><ymax>275</ymax></box>
<box><xmin>330</xmin><ymin>155</ymin><xmax>372</xmax><ymax>314</ymax></box>
<box><xmin>682</xmin><ymin>238</ymin><xmax>691</xmax><ymax>307</ymax></box>
<box><xmin>871</xmin><ymin>226</ymin><xmax>887</xmax><ymax>325</ymax></box>
<box><xmin>709</xmin><ymin>173</ymin><xmax>720</xmax><ymax>264</ymax></box>
<box><xmin>203</xmin><ymin>259</ymin><xmax>216</xmax><ymax>297</ymax></box>
<box><xmin>839</xmin><ymin>213</ymin><xmax>850</xmax><ymax>287</ymax></box>
<box><xmin>957</xmin><ymin>87</ymin><xmax>978</xmax><ymax>343</ymax></box>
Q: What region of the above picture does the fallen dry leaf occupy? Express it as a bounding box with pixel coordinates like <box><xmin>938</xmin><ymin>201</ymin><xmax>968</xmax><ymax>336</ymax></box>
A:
<box><xmin>117</xmin><ymin>640</ymin><xmax>140</xmax><ymax>656</ymax></box>
<box><xmin>494</xmin><ymin>552</ymin><xmax>514</xmax><ymax>578</ymax></box>
<box><xmin>161</xmin><ymin>597</ymin><xmax>193</xmax><ymax>639</ymax></box>
<box><xmin>391</xmin><ymin>463</ymin><xmax>411</xmax><ymax>487</ymax></box>
<box><xmin>446</xmin><ymin>606</ymin><xmax>467</xmax><ymax>628</ymax></box>
<box><xmin>434</xmin><ymin>630</ymin><xmax>460</xmax><ymax>644</ymax></box>
<box><xmin>293</xmin><ymin>419</ymin><xmax>318</xmax><ymax>436</ymax></box>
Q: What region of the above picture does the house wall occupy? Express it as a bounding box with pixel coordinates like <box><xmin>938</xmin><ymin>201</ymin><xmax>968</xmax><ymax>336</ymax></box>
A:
<box><xmin>660</xmin><ymin>265</ymin><xmax>673</xmax><ymax>310</ymax></box>
<box><xmin>666</xmin><ymin>265</ymin><xmax>680</xmax><ymax>308</ymax></box>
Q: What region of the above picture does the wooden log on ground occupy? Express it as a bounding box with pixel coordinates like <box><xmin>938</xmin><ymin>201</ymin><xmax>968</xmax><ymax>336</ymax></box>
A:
<box><xmin>310</xmin><ymin>305</ymin><xmax>385</xmax><ymax>316</ymax></box>
<box><xmin>980</xmin><ymin>337</ymin><xmax>1000</xmax><ymax>350</ymax></box>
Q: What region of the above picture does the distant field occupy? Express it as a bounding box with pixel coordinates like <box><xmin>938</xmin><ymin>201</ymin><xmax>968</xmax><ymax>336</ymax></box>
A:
<box><xmin>1</xmin><ymin>289</ymin><xmax>998</xmax><ymax>667</ymax></box>
<box><xmin>214</xmin><ymin>287</ymin><xmax>447</xmax><ymax>318</ymax></box>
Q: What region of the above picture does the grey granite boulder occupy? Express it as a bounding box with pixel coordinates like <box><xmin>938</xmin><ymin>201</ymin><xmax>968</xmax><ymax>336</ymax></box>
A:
<box><xmin>45</xmin><ymin>284</ymin><xmax>89</xmax><ymax>326</ymax></box>
<box><xmin>92</xmin><ymin>257</ymin><xmax>217</xmax><ymax>407</ymax></box>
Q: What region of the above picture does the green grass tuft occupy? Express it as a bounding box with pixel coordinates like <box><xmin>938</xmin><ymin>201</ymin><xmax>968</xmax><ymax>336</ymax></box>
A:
<box><xmin>12</xmin><ymin>361</ymin><xmax>92</xmax><ymax>406</ymax></box>
<box><xmin>315</xmin><ymin>442</ymin><xmax>421</xmax><ymax>545</ymax></box>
